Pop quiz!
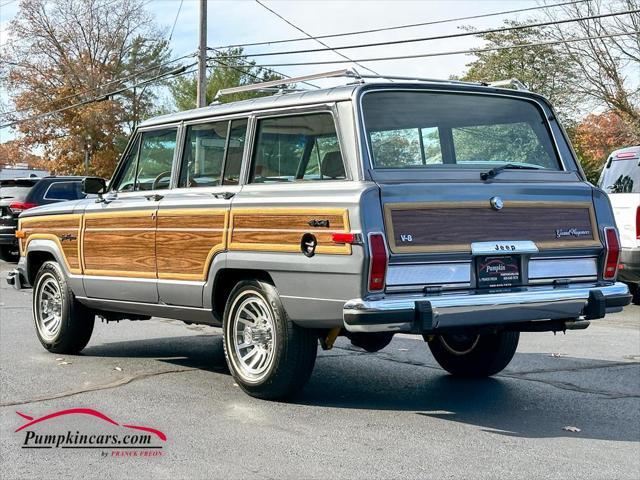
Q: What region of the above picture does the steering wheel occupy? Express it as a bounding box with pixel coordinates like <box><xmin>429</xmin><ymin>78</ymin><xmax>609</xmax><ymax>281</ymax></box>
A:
<box><xmin>152</xmin><ymin>170</ymin><xmax>172</xmax><ymax>190</ymax></box>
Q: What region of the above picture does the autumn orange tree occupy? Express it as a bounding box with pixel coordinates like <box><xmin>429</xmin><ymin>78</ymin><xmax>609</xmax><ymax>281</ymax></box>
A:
<box><xmin>1</xmin><ymin>0</ymin><xmax>173</xmax><ymax>178</ymax></box>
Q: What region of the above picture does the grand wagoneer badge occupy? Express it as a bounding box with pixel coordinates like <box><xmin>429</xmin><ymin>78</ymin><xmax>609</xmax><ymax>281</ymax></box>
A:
<box><xmin>555</xmin><ymin>228</ymin><xmax>592</xmax><ymax>239</ymax></box>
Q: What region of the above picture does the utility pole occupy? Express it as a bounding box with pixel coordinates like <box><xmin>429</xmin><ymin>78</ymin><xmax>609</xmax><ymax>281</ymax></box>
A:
<box><xmin>196</xmin><ymin>0</ymin><xmax>208</xmax><ymax>108</ymax></box>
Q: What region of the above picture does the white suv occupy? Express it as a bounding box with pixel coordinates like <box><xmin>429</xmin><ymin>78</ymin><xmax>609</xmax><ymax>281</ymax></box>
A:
<box><xmin>599</xmin><ymin>146</ymin><xmax>640</xmax><ymax>304</ymax></box>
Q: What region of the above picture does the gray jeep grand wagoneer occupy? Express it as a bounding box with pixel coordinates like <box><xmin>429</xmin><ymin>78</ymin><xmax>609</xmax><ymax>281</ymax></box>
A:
<box><xmin>8</xmin><ymin>71</ymin><xmax>631</xmax><ymax>399</ymax></box>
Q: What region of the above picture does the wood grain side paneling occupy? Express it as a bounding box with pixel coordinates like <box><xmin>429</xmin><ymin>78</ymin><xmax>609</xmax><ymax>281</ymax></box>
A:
<box><xmin>19</xmin><ymin>214</ymin><xmax>83</xmax><ymax>274</ymax></box>
<box><xmin>156</xmin><ymin>209</ymin><xmax>228</xmax><ymax>281</ymax></box>
<box><xmin>385</xmin><ymin>201</ymin><xmax>601</xmax><ymax>253</ymax></box>
<box><xmin>229</xmin><ymin>208</ymin><xmax>351</xmax><ymax>255</ymax></box>
<box><xmin>83</xmin><ymin>211</ymin><xmax>156</xmax><ymax>278</ymax></box>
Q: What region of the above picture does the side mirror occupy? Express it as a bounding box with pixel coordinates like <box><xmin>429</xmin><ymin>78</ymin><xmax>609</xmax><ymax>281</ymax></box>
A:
<box><xmin>82</xmin><ymin>177</ymin><xmax>107</xmax><ymax>195</ymax></box>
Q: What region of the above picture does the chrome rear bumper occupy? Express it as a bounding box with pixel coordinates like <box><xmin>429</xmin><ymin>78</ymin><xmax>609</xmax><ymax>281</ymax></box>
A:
<box><xmin>343</xmin><ymin>282</ymin><xmax>631</xmax><ymax>333</ymax></box>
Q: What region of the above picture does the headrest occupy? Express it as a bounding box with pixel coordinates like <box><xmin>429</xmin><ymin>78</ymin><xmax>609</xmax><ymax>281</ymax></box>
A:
<box><xmin>321</xmin><ymin>151</ymin><xmax>346</xmax><ymax>179</ymax></box>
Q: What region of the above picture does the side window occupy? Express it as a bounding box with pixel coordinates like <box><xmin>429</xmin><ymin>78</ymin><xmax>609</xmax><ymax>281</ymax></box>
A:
<box><xmin>135</xmin><ymin>129</ymin><xmax>177</xmax><ymax>191</ymax></box>
<box><xmin>251</xmin><ymin>113</ymin><xmax>345</xmax><ymax>183</ymax></box>
<box><xmin>43</xmin><ymin>181</ymin><xmax>85</xmax><ymax>201</ymax></box>
<box><xmin>116</xmin><ymin>137</ymin><xmax>140</xmax><ymax>192</ymax></box>
<box><xmin>223</xmin><ymin>119</ymin><xmax>247</xmax><ymax>185</ymax></box>
<box><xmin>179</xmin><ymin>122</ymin><xmax>228</xmax><ymax>188</ymax></box>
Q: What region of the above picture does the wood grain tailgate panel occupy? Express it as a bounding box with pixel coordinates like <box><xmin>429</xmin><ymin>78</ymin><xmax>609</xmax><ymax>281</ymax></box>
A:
<box><xmin>386</xmin><ymin>201</ymin><xmax>600</xmax><ymax>253</ymax></box>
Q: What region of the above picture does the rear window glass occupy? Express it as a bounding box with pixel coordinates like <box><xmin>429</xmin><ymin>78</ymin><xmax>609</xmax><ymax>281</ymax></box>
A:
<box><xmin>599</xmin><ymin>157</ymin><xmax>640</xmax><ymax>193</ymax></box>
<box><xmin>362</xmin><ymin>91</ymin><xmax>560</xmax><ymax>170</ymax></box>
<box><xmin>0</xmin><ymin>180</ymin><xmax>37</xmax><ymax>202</ymax></box>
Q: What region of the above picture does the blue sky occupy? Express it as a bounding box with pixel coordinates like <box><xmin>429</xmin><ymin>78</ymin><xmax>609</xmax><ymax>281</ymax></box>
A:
<box><xmin>0</xmin><ymin>0</ymin><xmax>553</xmax><ymax>143</ymax></box>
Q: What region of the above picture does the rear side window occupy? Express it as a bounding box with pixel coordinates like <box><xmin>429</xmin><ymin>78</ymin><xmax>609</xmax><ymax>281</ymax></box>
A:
<box><xmin>43</xmin><ymin>181</ymin><xmax>84</xmax><ymax>200</ymax></box>
<box><xmin>250</xmin><ymin>113</ymin><xmax>345</xmax><ymax>183</ymax></box>
<box><xmin>363</xmin><ymin>91</ymin><xmax>560</xmax><ymax>170</ymax></box>
<box><xmin>179</xmin><ymin>121</ymin><xmax>228</xmax><ymax>188</ymax></box>
<box><xmin>599</xmin><ymin>156</ymin><xmax>640</xmax><ymax>193</ymax></box>
<box><xmin>177</xmin><ymin>118</ymin><xmax>248</xmax><ymax>188</ymax></box>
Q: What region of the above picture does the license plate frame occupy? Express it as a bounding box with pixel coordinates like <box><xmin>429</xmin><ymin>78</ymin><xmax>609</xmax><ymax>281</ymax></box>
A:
<box><xmin>476</xmin><ymin>254</ymin><xmax>522</xmax><ymax>288</ymax></box>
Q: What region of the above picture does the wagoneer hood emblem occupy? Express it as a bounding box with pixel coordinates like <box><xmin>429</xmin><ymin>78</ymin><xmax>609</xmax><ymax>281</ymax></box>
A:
<box><xmin>490</xmin><ymin>196</ymin><xmax>504</xmax><ymax>210</ymax></box>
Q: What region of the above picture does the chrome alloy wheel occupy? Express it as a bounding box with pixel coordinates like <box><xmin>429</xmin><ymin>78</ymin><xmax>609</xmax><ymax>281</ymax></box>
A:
<box><xmin>230</xmin><ymin>291</ymin><xmax>276</xmax><ymax>381</ymax></box>
<box><xmin>35</xmin><ymin>273</ymin><xmax>63</xmax><ymax>342</ymax></box>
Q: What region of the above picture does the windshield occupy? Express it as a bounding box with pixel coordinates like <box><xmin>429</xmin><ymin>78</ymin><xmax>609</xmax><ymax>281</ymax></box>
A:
<box><xmin>362</xmin><ymin>91</ymin><xmax>560</xmax><ymax>170</ymax></box>
<box><xmin>599</xmin><ymin>155</ymin><xmax>640</xmax><ymax>193</ymax></box>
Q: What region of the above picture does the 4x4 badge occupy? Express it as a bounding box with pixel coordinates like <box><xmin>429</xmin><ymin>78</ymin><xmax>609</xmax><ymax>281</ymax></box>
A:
<box><xmin>59</xmin><ymin>234</ymin><xmax>77</xmax><ymax>242</ymax></box>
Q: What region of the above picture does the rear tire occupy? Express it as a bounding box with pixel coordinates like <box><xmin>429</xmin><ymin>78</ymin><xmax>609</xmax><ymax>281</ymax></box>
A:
<box><xmin>33</xmin><ymin>261</ymin><xmax>94</xmax><ymax>354</ymax></box>
<box><xmin>628</xmin><ymin>283</ymin><xmax>640</xmax><ymax>306</ymax></box>
<box><xmin>222</xmin><ymin>280</ymin><xmax>318</xmax><ymax>400</ymax></box>
<box><xmin>427</xmin><ymin>331</ymin><xmax>519</xmax><ymax>377</ymax></box>
<box><xmin>0</xmin><ymin>245</ymin><xmax>19</xmax><ymax>262</ymax></box>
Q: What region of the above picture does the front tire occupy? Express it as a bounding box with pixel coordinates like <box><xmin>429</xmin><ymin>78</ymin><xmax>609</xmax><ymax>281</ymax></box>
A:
<box><xmin>427</xmin><ymin>331</ymin><xmax>519</xmax><ymax>377</ymax></box>
<box><xmin>33</xmin><ymin>261</ymin><xmax>94</xmax><ymax>353</ymax></box>
<box><xmin>222</xmin><ymin>280</ymin><xmax>318</xmax><ymax>400</ymax></box>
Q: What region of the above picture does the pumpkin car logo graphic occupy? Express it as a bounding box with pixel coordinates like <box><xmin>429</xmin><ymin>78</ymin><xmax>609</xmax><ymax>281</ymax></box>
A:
<box><xmin>16</xmin><ymin>408</ymin><xmax>166</xmax><ymax>454</ymax></box>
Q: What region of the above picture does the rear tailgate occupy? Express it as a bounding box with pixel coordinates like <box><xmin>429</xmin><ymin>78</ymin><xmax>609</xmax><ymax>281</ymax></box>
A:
<box><xmin>378</xmin><ymin>181</ymin><xmax>602</xmax><ymax>292</ymax></box>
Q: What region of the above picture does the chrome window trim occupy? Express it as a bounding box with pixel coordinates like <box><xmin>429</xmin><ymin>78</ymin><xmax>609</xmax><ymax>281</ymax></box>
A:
<box><xmin>355</xmin><ymin>87</ymin><xmax>568</xmax><ymax>173</ymax></box>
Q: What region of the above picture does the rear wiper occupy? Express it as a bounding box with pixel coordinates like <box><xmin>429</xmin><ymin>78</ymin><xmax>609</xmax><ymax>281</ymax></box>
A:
<box><xmin>480</xmin><ymin>163</ymin><xmax>541</xmax><ymax>180</ymax></box>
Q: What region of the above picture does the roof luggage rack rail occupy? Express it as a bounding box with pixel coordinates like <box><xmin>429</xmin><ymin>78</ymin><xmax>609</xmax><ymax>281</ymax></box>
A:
<box><xmin>213</xmin><ymin>69</ymin><xmax>358</xmax><ymax>102</ymax></box>
<box><xmin>212</xmin><ymin>70</ymin><xmax>529</xmax><ymax>104</ymax></box>
<box><xmin>488</xmin><ymin>78</ymin><xmax>529</xmax><ymax>91</ymax></box>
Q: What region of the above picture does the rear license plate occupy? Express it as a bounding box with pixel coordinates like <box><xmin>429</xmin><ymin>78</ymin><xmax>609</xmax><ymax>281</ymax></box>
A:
<box><xmin>476</xmin><ymin>255</ymin><xmax>521</xmax><ymax>288</ymax></box>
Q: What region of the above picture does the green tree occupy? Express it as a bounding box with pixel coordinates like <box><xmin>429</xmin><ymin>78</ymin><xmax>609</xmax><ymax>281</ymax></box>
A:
<box><xmin>1</xmin><ymin>0</ymin><xmax>172</xmax><ymax>177</ymax></box>
<box><xmin>461</xmin><ymin>20</ymin><xmax>581</xmax><ymax>119</ymax></box>
<box><xmin>170</xmin><ymin>48</ymin><xmax>283</xmax><ymax>110</ymax></box>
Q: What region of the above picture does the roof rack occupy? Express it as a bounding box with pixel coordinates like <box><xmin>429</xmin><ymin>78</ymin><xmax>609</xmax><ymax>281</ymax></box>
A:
<box><xmin>488</xmin><ymin>78</ymin><xmax>529</xmax><ymax>91</ymax></box>
<box><xmin>213</xmin><ymin>69</ymin><xmax>358</xmax><ymax>101</ymax></box>
<box><xmin>211</xmin><ymin>70</ymin><xmax>529</xmax><ymax>104</ymax></box>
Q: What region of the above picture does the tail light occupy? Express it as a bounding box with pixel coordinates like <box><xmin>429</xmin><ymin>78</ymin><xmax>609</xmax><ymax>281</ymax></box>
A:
<box><xmin>8</xmin><ymin>201</ymin><xmax>37</xmax><ymax>214</ymax></box>
<box><xmin>603</xmin><ymin>227</ymin><xmax>620</xmax><ymax>280</ymax></box>
<box><xmin>636</xmin><ymin>206</ymin><xmax>640</xmax><ymax>240</ymax></box>
<box><xmin>368</xmin><ymin>233</ymin><xmax>388</xmax><ymax>292</ymax></box>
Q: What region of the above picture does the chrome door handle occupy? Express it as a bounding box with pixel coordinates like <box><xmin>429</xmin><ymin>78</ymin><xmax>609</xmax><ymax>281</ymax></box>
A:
<box><xmin>212</xmin><ymin>192</ymin><xmax>235</xmax><ymax>200</ymax></box>
<box><xmin>145</xmin><ymin>194</ymin><xmax>164</xmax><ymax>201</ymax></box>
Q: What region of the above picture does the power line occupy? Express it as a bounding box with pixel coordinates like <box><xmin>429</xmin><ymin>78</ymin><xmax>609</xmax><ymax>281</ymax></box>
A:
<box><xmin>251</xmin><ymin>30</ymin><xmax>640</xmax><ymax>67</ymax></box>
<box><xmin>215</xmin><ymin>0</ymin><xmax>591</xmax><ymax>50</ymax></box>
<box><xmin>168</xmin><ymin>0</ymin><xmax>184</xmax><ymax>42</ymax></box>
<box><xmin>208</xmin><ymin>47</ymin><xmax>321</xmax><ymax>89</ymax></box>
<box><xmin>224</xmin><ymin>8</ymin><xmax>640</xmax><ymax>59</ymax></box>
<box><xmin>1</xmin><ymin>63</ymin><xmax>196</xmax><ymax>129</ymax></box>
<box><xmin>254</xmin><ymin>0</ymin><xmax>380</xmax><ymax>76</ymax></box>
<box><xmin>1</xmin><ymin>51</ymin><xmax>196</xmax><ymax>118</ymax></box>
<box><xmin>0</xmin><ymin>0</ymin><xmax>17</xmax><ymax>9</ymax></box>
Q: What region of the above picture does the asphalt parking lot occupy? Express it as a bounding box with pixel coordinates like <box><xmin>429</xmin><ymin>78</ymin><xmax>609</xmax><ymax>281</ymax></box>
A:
<box><xmin>0</xmin><ymin>260</ymin><xmax>639</xmax><ymax>480</ymax></box>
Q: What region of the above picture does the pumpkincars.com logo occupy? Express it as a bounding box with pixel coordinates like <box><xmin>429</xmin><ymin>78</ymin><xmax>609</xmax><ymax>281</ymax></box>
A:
<box><xmin>16</xmin><ymin>408</ymin><xmax>166</xmax><ymax>456</ymax></box>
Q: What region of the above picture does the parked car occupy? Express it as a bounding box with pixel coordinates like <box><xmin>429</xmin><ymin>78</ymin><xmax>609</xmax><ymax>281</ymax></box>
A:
<box><xmin>7</xmin><ymin>72</ymin><xmax>631</xmax><ymax>400</ymax></box>
<box><xmin>598</xmin><ymin>146</ymin><xmax>640</xmax><ymax>304</ymax></box>
<box><xmin>0</xmin><ymin>176</ymin><xmax>87</xmax><ymax>262</ymax></box>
